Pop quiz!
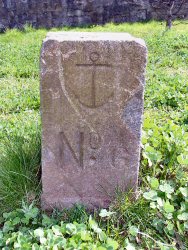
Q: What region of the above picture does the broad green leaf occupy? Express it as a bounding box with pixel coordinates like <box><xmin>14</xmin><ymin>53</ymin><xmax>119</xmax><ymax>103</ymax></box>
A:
<box><xmin>40</xmin><ymin>237</ymin><xmax>47</xmax><ymax>244</ymax></box>
<box><xmin>12</xmin><ymin>217</ymin><xmax>21</xmax><ymax>226</ymax></box>
<box><xmin>184</xmin><ymin>222</ymin><xmax>188</xmax><ymax>229</ymax></box>
<box><xmin>144</xmin><ymin>145</ymin><xmax>162</xmax><ymax>164</ymax></box>
<box><xmin>163</xmin><ymin>201</ymin><xmax>174</xmax><ymax>213</ymax></box>
<box><xmin>177</xmin><ymin>213</ymin><xmax>188</xmax><ymax>221</ymax></box>
<box><xmin>14</xmin><ymin>242</ymin><xmax>21</xmax><ymax>248</ymax></box>
<box><xmin>65</xmin><ymin>223</ymin><xmax>77</xmax><ymax>235</ymax></box>
<box><xmin>150</xmin><ymin>202</ymin><xmax>157</xmax><ymax>209</ymax></box>
<box><xmin>42</xmin><ymin>214</ymin><xmax>54</xmax><ymax>226</ymax></box>
<box><xmin>177</xmin><ymin>154</ymin><xmax>188</xmax><ymax>165</ymax></box>
<box><xmin>3</xmin><ymin>212</ymin><xmax>11</xmax><ymax>219</ymax></box>
<box><xmin>166</xmin><ymin>213</ymin><xmax>173</xmax><ymax>220</ymax></box>
<box><xmin>0</xmin><ymin>231</ymin><xmax>3</xmax><ymax>240</ymax></box>
<box><xmin>124</xmin><ymin>238</ymin><xmax>136</xmax><ymax>250</ymax></box>
<box><xmin>52</xmin><ymin>225</ymin><xmax>62</xmax><ymax>236</ymax></box>
<box><xmin>32</xmin><ymin>243</ymin><xmax>40</xmax><ymax>250</ymax></box>
<box><xmin>34</xmin><ymin>228</ymin><xmax>44</xmax><ymax>238</ymax></box>
<box><xmin>106</xmin><ymin>238</ymin><xmax>119</xmax><ymax>250</ymax></box>
<box><xmin>95</xmin><ymin>227</ymin><xmax>102</xmax><ymax>234</ymax></box>
<box><xmin>99</xmin><ymin>209</ymin><xmax>115</xmax><ymax>218</ymax></box>
<box><xmin>126</xmin><ymin>243</ymin><xmax>136</xmax><ymax>250</ymax></box>
<box><xmin>53</xmin><ymin>245</ymin><xmax>58</xmax><ymax>250</ymax></box>
<box><xmin>166</xmin><ymin>221</ymin><xmax>174</xmax><ymax>232</ymax></box>
<box><xmin>129</xmin><ymin>226</ymin><xmax>138</xmax><ymax>236</ymax></box>
<box><xmin>157</xmin><ymin>197</ymin><xmax>164</xmax><ymax>207</ymax></box>
<box><xmin>80</xmin><ymin>231</ymin><xmax>92</xmax><ymax>241</ymax></box>
<box><xmin>54</xmin><ymin>237</ymin><xmax>66</xmax><ymax>247</ymax></box>
<box><xmin>98</xmin><ymin>231</ymin><xmax>107</xmax><ymax>242</ymax></box>
<box><xmin>150</xmin><ymin>177</ymin><xmax>159</xmax><ymax>190</ymax></box>
<box><xmin>179</xmin><ymin>187</ymin><xmax>188</xmax><ymax>197</ymax></box>
<box><xmin>89</xmin><ymin>216</ymin><xmax>99</xmax><ymax>232</ymax></box>
<box><xmin>159</xmin><ymin>183</ymin><xmax>174</xmax><ymax>194</ymax></box>
<box><xmin>143</xmin><ymin>190</ymin><xmax>158</xmax><ymax>201</ymax></box>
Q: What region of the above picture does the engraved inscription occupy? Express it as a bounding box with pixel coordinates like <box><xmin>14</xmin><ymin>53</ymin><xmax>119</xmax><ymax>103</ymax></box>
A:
<box><xmin>60</xmin><ymin>131</ymin><xmax>128</xmax><ymax>170</ymax></box>
<box><xmin>112</xmin><ymin>148</ymin><xmax>129</xmax><ymax>169</ymax></box>
<box><xmin>60</xmin><ymin>131</ymin><xmax>84</xmax><ymax>169</ymax></box>
<box><xmin>89</xmin><ymin>154</ymin><xmax>97</xmax><ymax>167</ymax></box>
<box><xmin>60</xmin><ymin>130</ymin><xmax>102</xmax><ymax>169</ymax></box>
<box><xmin>75</xmin><ymin>52</ymin><xmax>113</xmax><ymax>108</ymax></box>
<box><xmin>90</xmin><ymin>132</ymin><xmax>101</xmax><ymax>149</ymax></box>
<box><xmin>89</xmin><ymin>132</ymin><xmax>101</xmax><ymax>168</ymax></box>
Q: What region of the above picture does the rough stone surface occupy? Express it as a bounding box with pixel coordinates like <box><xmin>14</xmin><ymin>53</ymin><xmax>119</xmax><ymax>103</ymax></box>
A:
<box><xmin>1</xmin><ymin>0</ymin><xmax>188</xmax><ymax>29</ymax></box>
<box><xmin>41</xmin><ymin>32</ymin><xmax>147</xmax><ymax>209</ymax></box>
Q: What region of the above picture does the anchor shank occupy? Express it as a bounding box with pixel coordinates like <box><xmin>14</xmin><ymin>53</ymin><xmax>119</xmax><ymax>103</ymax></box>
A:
<box><xmin>91</xmin><ymin>66</ymin><xmax>96</xmax><ymax>108</ymax></box>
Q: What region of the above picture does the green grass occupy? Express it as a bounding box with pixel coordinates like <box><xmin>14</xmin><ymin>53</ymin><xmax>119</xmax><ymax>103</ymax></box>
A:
<box><xmin>0</xmin><ymin>21</ymin><xmax>188</xmax><ymax>249</ymax></box>
<box><xmin>0</xmin><ymin>133</ymin><xmax>41</xmax><ymax>211</ymax></box>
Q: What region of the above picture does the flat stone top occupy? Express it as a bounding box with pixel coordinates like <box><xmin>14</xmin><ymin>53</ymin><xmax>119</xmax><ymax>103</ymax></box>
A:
<box><xmin>45</xmin><ymin>32</ymin><xmax>146</xmax><ymax>47</ymax></box>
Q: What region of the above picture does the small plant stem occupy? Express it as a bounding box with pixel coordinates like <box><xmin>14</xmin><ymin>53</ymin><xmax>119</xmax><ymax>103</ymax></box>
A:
<box><xmin>138</xmin><ymin>231</ymin><xmax>175</xmax><ymax>248</ymax></box>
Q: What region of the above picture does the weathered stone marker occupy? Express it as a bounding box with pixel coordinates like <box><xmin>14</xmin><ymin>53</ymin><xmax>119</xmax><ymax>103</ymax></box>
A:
<box><xmin>41</xmin><ymin>32</ymin><xmax>147</xmax><ymax>209</ymax></box>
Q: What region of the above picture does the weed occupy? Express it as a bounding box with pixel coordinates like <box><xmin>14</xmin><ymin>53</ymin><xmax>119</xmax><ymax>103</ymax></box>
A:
<box><xmin>0</xmin><ymin>132</ymin><xmax>41</xmax><ymax>213</ymax></box>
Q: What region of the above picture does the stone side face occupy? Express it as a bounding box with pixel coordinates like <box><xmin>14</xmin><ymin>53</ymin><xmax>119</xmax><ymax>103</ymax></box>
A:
<box><xmin>0</xmin><ymin>0</ymin><xmax>188</xmax><ymax>29</ymax></box>
<box><xmin>40</xmin><ymin>32</ymin><xmax>147</xmax><ymax>209</ymax></box>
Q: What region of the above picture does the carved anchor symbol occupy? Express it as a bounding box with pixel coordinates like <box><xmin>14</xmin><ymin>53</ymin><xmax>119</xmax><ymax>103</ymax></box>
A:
<box><xmin>75</xmin><ymin>52</ymin><xmax>113</xmax><ymax>108</ymax></box>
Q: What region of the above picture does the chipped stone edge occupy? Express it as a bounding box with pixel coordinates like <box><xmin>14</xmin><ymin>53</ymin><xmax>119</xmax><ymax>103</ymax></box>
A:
<box><xmin>42</xmin><ymin>31</ymin><xmax>146</xmax><ymax>49</ymax></box>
